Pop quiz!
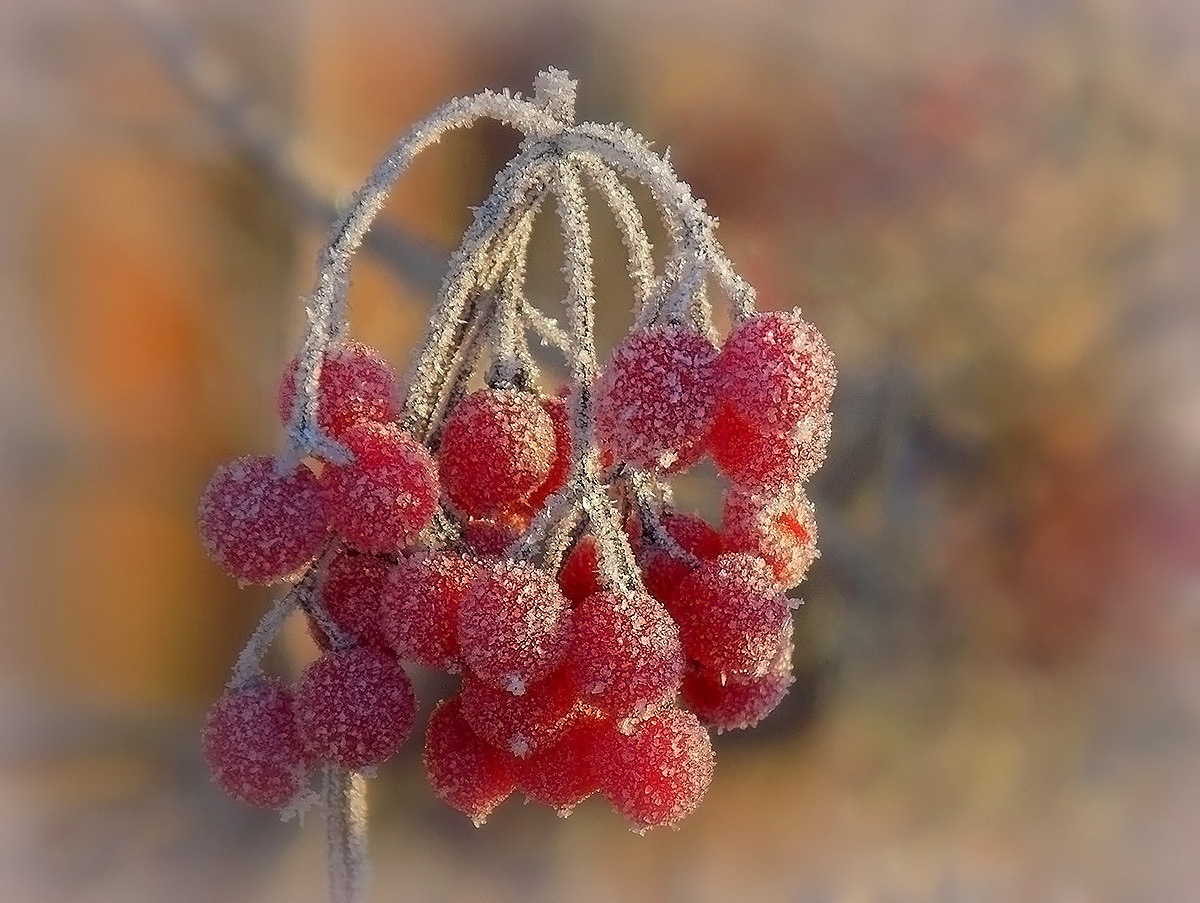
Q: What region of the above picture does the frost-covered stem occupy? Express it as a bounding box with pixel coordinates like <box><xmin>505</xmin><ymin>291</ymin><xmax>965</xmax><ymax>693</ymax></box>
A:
<box><xmin>628</xmin><ymin>471</ymin><xmax>701</xmax><ymax>569</ymax></box>
<box><xmin>325</xmin><ymin>766</ymin><xmax>368</xmax><ymax>903</ymax></box>
<box><xmin>227</xmin><ymin>573</ymin><xmax>314</xmax><ymax>689</ymax></box>
<box><xmin>575</xmin><ymin>155</ymin><xmax>656</xmax><ymax>317</ymax></box>
<box><xmin>487</xmin><ymin>199</ymin><xmax>544</xmax><ymax>388</ymax></box>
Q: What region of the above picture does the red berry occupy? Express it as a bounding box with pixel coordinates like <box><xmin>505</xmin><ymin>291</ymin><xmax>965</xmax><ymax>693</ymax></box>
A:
<box><xmin>670</xmin><ymin>553</ymin><xmax>790</xmax><ymax>682</ymax></box>
<box><xmin>459</xmin><ymin>666</ymin><xmax>578</xmax><ymax>758</ymax></box>
<box><xmin>682</xmin><ymin>622</ymin><xmax>794</xmax><ymax>731</ymax></box>
<box><xmin>632</xmin><ymin>510</ymin><xmax>723</xmax><ymax>603</ymax></box>
<box><xmin>319</xmin><ymin>547</ymin><xmax>393</xmax><ymax>644</ymax></box>
<box><xmin>294</xmin><ymin>646</ymin><xmax>417</xmax><ymax>770</ymax></box>
<box><xmin>458</xmin><ymin>560</ymin><xmax>574</xmax><ymax>694</ymax></box>
<box><xmin>198</xmin><ymin>455</ymin><xmax>328</xmax><ymax>584</ymax></box>
<box><xmin>460</xmin><ymin>511</ymin><xmax>530</xmax><ymax>558</ymax></box>
<box><xmin>518</xmin><ymin>711</ymin><xmax>608</xmax><ymax>814</ymax></box>
<box><xmin>558</xmin><ymin>535</ymin><xmax>603</xmax><ymax>604</ymax></box>
<box><xmin>381</xmin><ymin>551</ymin><xmax>476</xmax><ymax>671</ymax></box>
<box><xmin>709</xmin><ymin>404</ymin><xmax>831</xmax><ymax>491</ymax></box>
<box><xmin>721</xmin><ymin>488</ymin><xmax>818</xmax><ymax>589</ymax></box>
<box><xmin>320</xmin><ymin>421</ymin><xmax>439</xmax><ymax>553</ymax></box>
<box><xmin>595</xmin><ymin>707</ymin><xmax>714</xmax><ymax>830</ymax></box>
<box><xmin>277</xmin><ymin>340</ymin><xmax>399</xmax><ymax>438</ymax></box>
<box><xmin>202</xmin><ymin>678</ymin><xmax>313</xmax><ymax>809</ymax></box>
<box><xmin>521</xmin><ymin>389</ymin><xmax>573</xmax><ymax>514</ymax></box>
<box><xmin>565</xmin><ymin>589</ymin><xmax>685</xmax><ymax>721</ymax></box>
<box><xmin>715</xmin><ymin>310</ymin><xmax>835</xmax><ymax>434</ymax></box>
<box><xmin>594</xmin><ymin>325</ymin><xmax>719</xmax><ymax>472</ymax></box>
<box><xmin>424</xmin><ymin>695</ymin><xmax>519</xmax><ymax>824</ymax></box>
<box><xmin>438</xmin><ymin>389</ymin><xmax>556</xmax><ymax>518</ymax></box>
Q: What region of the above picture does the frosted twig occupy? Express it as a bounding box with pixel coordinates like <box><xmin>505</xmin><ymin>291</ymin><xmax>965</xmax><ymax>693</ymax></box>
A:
<box><xmin>576</xmin><ymin>156</ymin><xmax>656</xmax><ymax>316</ymax></box>
<box><xmin>326</xmin><ymin>766</ymin><xmax>369</xmax><ymax>903</ymax></box>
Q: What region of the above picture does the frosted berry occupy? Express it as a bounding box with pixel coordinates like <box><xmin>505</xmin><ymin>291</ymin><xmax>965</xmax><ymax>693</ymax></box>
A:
<box><xmin>595</xmin><ymin>707</ymin><xmax>714</xmax><ymax>830</ymax></box>
<box><xmin>521</xmin><ymin>389</ymin><xmax>573</xmax><ymax>514</ymax></box>
<box><xmin>198</xmin><ymin>455</ymin><xmax>328</xmax><ymax>584</ymax></box>
<box><xmin>593</xmin><ymin>325</ymin><xmax>719</xmax><ymax>472</ymax></box>
<box><xmin>670</xmin><ymin>553</ymin><xmax>791</xmax><ymax>682</ymax></box>
<box><xmin>715</xmin><ymin>310</ymin><xmax>835</xmax><ymax>434</ymax></box>
<box><xmin>565</xmin><ymin>589</ymin><xmax>685</xmax><ymax>721</ymax></box>
<box><xmin>557</xmin><ymin>535</ymin><xmax>602</xmax><ymax>604</ymax></box>
<box><xmin>631</xmin><ymin>509</ymin><xmax>723</xmax><ymax>603</ymax></box>
<box><xmin>709</xmin><ymin>405</ymin><xmax>832</xmax><ymax>491</ymax></box>
<box><xmin>682</xmin><ymin>622</ymin><xmax>794</xmax><ymax>731</ymax></box>
<box><xmin>202</xmin><ymin>678</ymin><xmax>312</xmax><ymax>809</ymax></box>
<box><xmin>722</xmin><ymin>487</ymin><xmax>818</xmax><ymax>589</ymax></box>
<box><xmin>518</xmin><ymin>711</ymin><xmax>608</xmax><ymax>813</ymax></box>
<box><xmin>380</xmin><ymin>551</ymin><xmax>476</xmax><ymax>671</ymax></box>
<box><xmin>319</xmin><ymin>546</ymin><xmax>393</xmax><ymax>644</ymax></box>
<box><xmin>459</xmin><ymin>666</ymin><xmax>578</xmax><ymax>758</ymax></box>
<box><xmin>460</xmin><ymin>511</ymin><xmax>530</xmax><ymax>558</ymax></box>
<box><xmin>320</xmin><ymin>421</ymin><xmax>439</xmax><ymax>553</ymax></box>
<box><xmin>294</xmin><ymin>645</ymin><xmax>417</xmax><ymax>770</ymax></box>
<box><xmin>438</xmin><ymin>388</ymin><xmax>555</xmax><ymax>518</ymax></box>
<box><xmin>424</xmin><ymin>695</ymin><xmax>519</xmax><ymax>824</ymax></box>
<box><xmin>277</xmin><ymin>340</ymin><xmax>399</xmax><ymax>439</ymax></box>
<box><xmin>457</xmin><ymin>560</ymin><xmax>574</xmax><ymax>694</ymax></box>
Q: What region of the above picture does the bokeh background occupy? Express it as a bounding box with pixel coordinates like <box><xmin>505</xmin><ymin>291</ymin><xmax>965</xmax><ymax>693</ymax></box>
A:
<box><xmin>4</xmin><ymin>0</ymin><xmax>1200</xmax><ymax>900</ymax></box>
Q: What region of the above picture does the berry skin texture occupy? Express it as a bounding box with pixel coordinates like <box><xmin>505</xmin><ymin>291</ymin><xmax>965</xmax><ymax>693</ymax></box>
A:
<box><xmin>722</xmin><ymin>487</ymin><xmax>818</xmax><ymax>590</ymax></box>
<box><xmin>424</xmin><ymin>695</ymin><xmax>519</xmax><ymax>824</ymax></box>
<box><xmin>320</xmin><ymin>421</ymin><xmax>439</xmax><ymax>554</ymax></box>
<box><xmin>709</xmin><ymin>404</ymin><xmax>832</xmax><ymax>491</ymax></box>
<box><xmin>594</xmin><ymin>325</ymin><xmax>719</xmax><ymax>472</ymax></box>
<box><xmin>319</xmin><ymin>547</ymin><xmax>394</xmax><ymax>644</ymax></box>
<box><xmin>557</xmin><ymin>535</ymin><xmax>602</xmax><ymax>604</ymax></box>
<box><xmin>457</xmin><ymin>560</ymin><xmax>574</xmax><ymax>694</ymax></box>
<box><xmin>670</xmin><ymin>553</ymin><xmax>791</xmax><ymax>682</ymax></box>
<box><xmin>715</xmin><ymin>310</ymin><xmax>835</xmax><ymax>435</ymax></box>
<box><xmin>595</xmin><ymin>707</ymin><xmax>714</xmax><ymax>830</ymax></box>
<box><xmin>438</xmin><ymin>388</ymin><xmax>556</xmax><ymax>518</ymax></box>
<box><xmin>277</xmin><ymin>340</ymin><xmax>399</xmax><ymax>439</ymax></box>
<box><xmin>202</xmin><ymin>678</ymin><xmax>313</xmax><ymax>809</ymax></box>
<box><xmin>294</xmin><ymin>646</ymin><xmax>417</xmax><ymax>770</ymax></box>
<box><xmin>682</xmin><ymin>622</ymin><xmax>795</xmax><ymax>732</ymax></box>
<box><xmin>381</xmin><ymin>551</ymin><xmax>477</xmax><ymax>671</ymax></box>
<box><xmin>632</xmin><ymin>509</ymin><xmax>723</xmax><ymax>603</ymax></box>
<box><xmin>518</xmin><ymin>711</ymin><xmax>608</xmax><ymax>814</ymax></box>
<box><xmin>565</xmin><ymin>589</ymin><xmax>685</xmax><ymax>721</ymax></box>
<box><xmin>521</xmin><ymin>389</ymin><xmax>573</xmax><ymax>514</ymax></box>
<box><xmin>459</xmin><ymin>666</ymin><xmax>578</xmax><ymax>758</ymax></box>
<box><xmin>198</xmin><ymin>455</ymin><xmax>329</xmax><ymax>585</ymax></box>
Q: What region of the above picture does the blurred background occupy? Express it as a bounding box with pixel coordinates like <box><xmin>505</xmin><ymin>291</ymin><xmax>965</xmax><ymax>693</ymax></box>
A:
<box><xmin>4</xmin><ymin>0</ymin><xmax>1200</xmax><ymax>900</ymax></box>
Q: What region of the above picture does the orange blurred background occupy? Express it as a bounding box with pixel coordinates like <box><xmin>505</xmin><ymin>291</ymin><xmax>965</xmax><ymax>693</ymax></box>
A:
<box><xmin>5</xmin><ymin>0</ymin><xmax>1200</xmax><ymax>900</ymax></box>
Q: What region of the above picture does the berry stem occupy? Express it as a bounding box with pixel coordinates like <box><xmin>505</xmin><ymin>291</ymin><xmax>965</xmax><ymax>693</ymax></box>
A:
<box><xmin>325</xmin><ymin>765</ymin><xmax>369</xmax><ymax>903</ymax></box>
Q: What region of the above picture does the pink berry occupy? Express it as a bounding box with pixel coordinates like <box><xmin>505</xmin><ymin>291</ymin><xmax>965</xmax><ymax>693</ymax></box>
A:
<box><xmin>438</xmin><ymin>389</ymin><xmax>556</xmax><ymax>518</ymax></box>
<box><xmin>670</xmin><ymin>553</ymin><xmax>791</xmax><ymax>682</ymax></box>
<box><xmin>593</xmin><ymin>325</ymin><xmax>719</xmax><ymax>472</ymax></box>
<box><xmin>521</xmin><ymin>389</ymin><xmax>573</xmax><ymax>514</ymax></box>
<box><xmin>715</xmin><ymin>310</ymin><xmax>835</xmax><ymax>434</ymax></box>
<box><xmin>202</xmin><ymin>678</ymin><xmax>313</xmax><ymax>809</ymax></box>
<box><xmin>721</xmin><ymin>487</ymin><xmax>818</xmax><ymax>589</ymax></box>
<box><xmin>518</xmin><ymin>711</ymin><xmax>608</xmax><ymax>814</ymax></box>
<box><xmin>631</xmin><ymin>509</ymin><xmax>723</xmax><ymax>603</ymax></box>
<box><xmin>294</xmin><ymin>646</ymin><xmax>417</xmax><ymax>770</ymax></box>
<box><xmin>457</xmin><ymin>560</ymin><xmax>574</xmax><ymax>693</ymax></box>
<box><xmin>709</xmin><ymin>404</ymin><xmax>831</xmax><ymax>491</ymax></box>
<box><xmin>565</xmin><ymin>589</ymin><xmax>685</xmax><ymax>721</ymax></box>
<box><xmin>424</xmin><ymin>695</ymin><xmax>519</xmax><ymax>824</ymax></box>
<box><xmin>277</xmin><ymin>340</ymin><xmax>399</xmax><ymax>438</ymax></box>
<box><xmin>459</xmin><ymin>666</ymin><xmax>578</xmax><ymax>758</ymax></box>
<box><xmin>557</xmin><ymin>535</ymin><xmax>602</xmax><ymax>604</ymax></box>
<box><xmin>320</xmin><ymin>421</ymin><xmax>439</xmax><ymax>553</ymax></box>
<box><xmin>198</xmin><ymin>455</ymin><xmax>328</xmax><ymax>584</ymax></box>
<box><xmin>381</xmin><ymin>551</ymin><xmax>477</xmax><ymax>671</ymax></box>
<box><xmin>682</xmin><ymin>622</ymin><xmax>795</xmax><ymax>731</ymax></box>
<box><xmin>319</xmin><ymin>546</ymin><xmax>393</xmax><ymax>644</ymax></box>
<box><xmin>595</xmin><ymin>707</ymin><xmax>714</xmax><ymax>830</ymax></box>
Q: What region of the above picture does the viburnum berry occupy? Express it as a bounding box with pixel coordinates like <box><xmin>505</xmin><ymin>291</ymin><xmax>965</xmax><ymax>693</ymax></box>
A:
<box><xmin>278</xmin><ymin>340</ymin><xmax>399</xmax><ymax>439</ymax></box>
<box><xmin>457</xmin><ymin>559</ymin><xmax>574</xmax><ymax>694</ymax></box>
<box><xmin>595</xmin><ymin>706</ymin><xmax>714</xmax><ymax>830</ymax></box>
<box><xmin>294</xmin><ymin>645</ymin><xmax>417</xmax><ymax>770</ymax></box>
<box><xmin>631</xmin><ymin>509</ymin><xmax>723</xmax><ymax>603</ymax></box>
<box><xmin>438</xmin><ymin>388</ymin><xmax>556</xmax><ymax>518</ymax></box>
<box><xmin>557</xmin><ymin>534</ymin><xmax>602</xmax><ymax>604</ymax></box>
<box><xmin>593</xmin><ymin>324</ymin><xmax>719</xmax><ymax>472</ymax></box>
<box><xmin>521</xmin><ymin>389</ymin><xmax>573</xmax><ymax>514</ymax></box>
<box><xmin>721</xmin><ymin>487</ymin><xmax>818</xmax><ymax>589</ymax></box>
<box><xmin>459</xmin><ymin>665</ymin><xmax>578</xmax><ymax>757</ymax></box>
<box><xmin>380</xmin><ymin>551</ymin><xmax>476</xmax><ymax>671</ymax></box>
<box><xmin>459</xmin><ymin>511</ymin><xmax>530</xmax><ymax>558</ymax></box>
<box><xmin>670</xmin><ymin>552</ymin><xmax>791</xmax><ymax>682</ymax></box>
<box><xmin>682</xmin><ymin>622</ymin><xmax>795</xmax><ymax>731</ymax></box>
<box><xmin>317</xmin><ymin>546</ymin><xmax>393</xmax><ymax>645</ymax></box>
<box><xmin>517</xmin><ymin>710</ymin><xmax>609</xmax><ymax>814</ymax></box>
<box><xmin>565</xmin><ymin>589</ymin><xmax>685</xmax><ymax>721</ymax></box>
<box><xmin>715</xmin><ymin>310</ymin><xmax>835</xmax><ymax>434</ymax></box>
<box><xmin>198</xmin><ymin>455</ymin><xmax>328</xmax><ymax>585</ymax></box>
<box><xmin>320</xmin><ymin>420</ymin><xmax>439</xmax><ymax>553</ymax></box>
<box><xmin>424</xmin><ymin>695</ymin><xmax>519</xmax><ymax>824</ymax></box>
<box><xmin>709</xmin><ymin>404</ymin><xmax>832</xmax><ymax>491</ymax></box>
<box><xmin>202</xmin><ymin>678</ymin><xmax>313</xmax><ymax>809</ymax></box>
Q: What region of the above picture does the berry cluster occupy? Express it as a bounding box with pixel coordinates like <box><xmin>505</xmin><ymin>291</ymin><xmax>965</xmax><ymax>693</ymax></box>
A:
<box><xmin>197</xmin><ymin>69</ymin><xmax>835</xmax><ymax>893</ymax></box>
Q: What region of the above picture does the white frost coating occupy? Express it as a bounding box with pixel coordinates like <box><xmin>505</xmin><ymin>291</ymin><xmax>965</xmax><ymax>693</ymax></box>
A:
<box><xmin>326</xmin><ymin>766</ymin><xmax>369</xmax><ymax>903</ymax></box>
